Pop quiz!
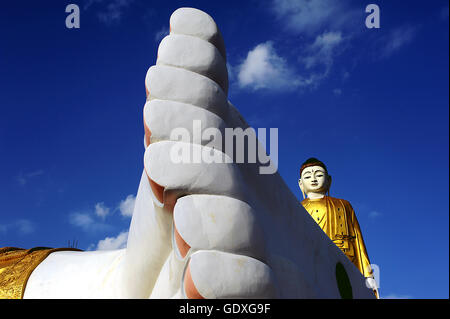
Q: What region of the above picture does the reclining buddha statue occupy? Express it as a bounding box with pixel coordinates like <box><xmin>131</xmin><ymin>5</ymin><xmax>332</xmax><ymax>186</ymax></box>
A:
<box><xmin>0</xmin><ymin>7</ymin><xmax>377</xmax><ymax>299</ymax></box>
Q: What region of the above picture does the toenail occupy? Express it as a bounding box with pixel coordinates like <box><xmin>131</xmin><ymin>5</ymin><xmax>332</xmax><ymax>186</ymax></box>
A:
<box><xmin>184</xmin><ymin>262</ymin><xmax>204</xmax><ymax>299</ymax></box>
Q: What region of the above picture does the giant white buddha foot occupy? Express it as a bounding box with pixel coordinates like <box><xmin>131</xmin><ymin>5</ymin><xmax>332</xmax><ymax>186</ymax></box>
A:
<box><xmin>23</xmin><ymin>8</ymin><xmax>375</xmax><ymax>299</ymax></box>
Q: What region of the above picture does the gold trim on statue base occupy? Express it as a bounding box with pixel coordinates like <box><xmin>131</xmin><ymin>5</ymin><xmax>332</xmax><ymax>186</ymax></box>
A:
<box><xmin>0</xmin><ymin>247</ymin><xmax>81</xmax><ymax>299</ymax></box>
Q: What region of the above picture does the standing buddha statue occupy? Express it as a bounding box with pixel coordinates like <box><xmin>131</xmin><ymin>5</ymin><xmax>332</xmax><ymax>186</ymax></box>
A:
<box><xmin>299</xmin><ymin>157</ymin><xmax>379</xmax><ymax>298</ymax></box>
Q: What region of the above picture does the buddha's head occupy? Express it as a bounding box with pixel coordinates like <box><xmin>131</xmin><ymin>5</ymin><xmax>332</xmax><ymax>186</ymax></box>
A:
<box><xmin>298</xmin><ymin>157</ymin><xmax>332</xmax><ymax>199</ymax></box>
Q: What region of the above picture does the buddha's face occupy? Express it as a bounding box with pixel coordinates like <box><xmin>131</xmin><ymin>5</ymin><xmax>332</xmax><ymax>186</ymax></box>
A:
<box><xmin>300</xmin><ymin>165</ymin><xmax>330</xmax><ymax>195</ymax></box>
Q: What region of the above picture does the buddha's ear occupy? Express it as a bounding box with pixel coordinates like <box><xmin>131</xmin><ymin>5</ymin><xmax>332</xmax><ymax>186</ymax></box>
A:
<box><xmin>327</xmin><ymin>174</ymin><xmax>332</xmax><ymax>189</ymax></box>
<box><xmin>298</xmin><ymin>179</ymin><xmax>305</xmax><ymax>199</ymax></box>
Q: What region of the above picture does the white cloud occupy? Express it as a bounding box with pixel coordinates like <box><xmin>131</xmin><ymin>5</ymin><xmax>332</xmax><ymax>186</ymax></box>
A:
<box><xmin>303</xmin><ymin>31</ymin><xmax>344</xmax><ymax>69</ymax></box>
<box><xmin>16</xmin><ymin>170</ymin><xmax>44</xmax><ymax>186</ymax></box>
<box><xmin>0</xmin><ymin>219</ymin><xmax>35</xmax><ymax>235</ymax></box>
<box><xmin>69</xmin><ymin>212</ymin><xmax>95</xmax><ymax>230</ymax></box>
<box><xmin>69</xmin><ymin>194</ymin><xmax>134</xmax><ymax>234</ymax></box>
<box><xmin>233</xmin><ymin>4</ymin><xmax>348</xmax><ymax>93</ymax></box>
<box><xmin>75</xmin><ymin>193</ymin><xmax>135</xmax><ymax>250</ymax></box>
<box><xmin>96</xmin><ymin>231</ymin><xmax>129</xmax><ymax>250</ymax></box>
<box><xmin>69</xmin><ymin>211</ymin><xmax>112</xmax><ymax>233</ymax></box>
<box><xmin>85</xmin><ymin>0</ymin><xmax>134</xmax><ymax>25</ymax></box>
<box><xmin>95</xmin><ymin>202</ymin><xmax>110</xmax><ymax>219</ymax></box>
<box><xmin>369</xmin><ymin>211</ymin><xmax>382</xmax><ymax>219</ymax></box>
<box><xmin>118</xmin><ymin>195</ymin><xmax>136</xmax><ymax>217</ymax></box>
<box><xmin>237</xmin><ymin>41</ymin><xmax>304</xmax><ymax>91</ymax></box>
<box><xmin>15</xmin><ymin>219</ymin><xmax>35</xmax><ymax>234</ymax></box>
<box><xmin>295</xmin><ymin>31</ymin><xmax>346</xmax><ymax>88</ymax></box>
<box><xmin>333</xmin><ymin>88</ymin><xmax>342</xmax><ymax>96</ymax></box>
<box><xmin>83</xmin><ymin>0</ymin><xmax>100</xmax><ymax>10</ymax></box>
<box><xmin>235</xmin><ymin>39</ymin><xmax>346</xmax><ymax>92</ymax></box>
<box><xmin>154</xmin><ymin>26</ymin><xmax>169</xmax><ymax>43</ymax></box>
<box><xmin>226</xmin><ymin>62</ymin><xmax>234</xmax><ymax>82</ymax></box>
<box><xmin>271</xmin><ymin>0</ymin><xmax>358</xmax><ymax>36</ymax></box>
<box><xmin>269</xmin><ymin>0</ymin><xmax>415</xmax><ymax>89</ymax></box>
<box><xmin>379</xmin><ymin>25</ymin><xmax>416</xmax><ymax>58</ymax></box>
<box><xmin>342</xmin><ymin>71</ymin><xmax>350</xmax><ymax>80</ymax></box>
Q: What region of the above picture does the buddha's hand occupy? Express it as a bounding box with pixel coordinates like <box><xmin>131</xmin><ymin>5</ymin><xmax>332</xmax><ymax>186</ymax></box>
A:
<box><xmin>144</xmin><ymin>8</ymin><xmax>375</xmax><ymax>299</ymax></box>
<box><xmin>365</xmin><ymin>277</ymin><xmax>376</xmax><ymax>289</ymax></box>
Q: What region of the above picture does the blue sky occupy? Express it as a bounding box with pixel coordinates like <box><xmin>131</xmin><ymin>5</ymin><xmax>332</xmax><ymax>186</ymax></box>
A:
<box><xmin>0</xmin><ymin>0</ymin><xmax>448</xmax><ymax>299</ymax></box>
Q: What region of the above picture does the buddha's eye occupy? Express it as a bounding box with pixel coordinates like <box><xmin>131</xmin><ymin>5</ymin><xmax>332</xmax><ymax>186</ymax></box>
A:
<box><xmin>304</xmin><ymin>176</ymin><xmax>310</xmax><ymax>179</ymax></box>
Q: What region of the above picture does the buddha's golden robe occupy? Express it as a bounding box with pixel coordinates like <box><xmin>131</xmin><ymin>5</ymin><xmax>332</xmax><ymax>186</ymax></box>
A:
<box><xmin>302</xmin><ymin>196</ymin><xmax>372</xmax><ymax>277</ymax></box>
<box><xmin>0</xmin><ymin>247</ymin><xmax>80</xmax><ymax>299</ymax></box>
